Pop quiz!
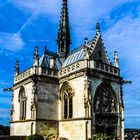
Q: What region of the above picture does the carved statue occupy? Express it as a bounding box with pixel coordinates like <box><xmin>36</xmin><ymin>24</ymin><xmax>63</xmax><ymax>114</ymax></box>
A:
<box><xmin>95</xmin><ymin>97</ymin><xmax>100</xmax><ymax>112</ymax></box>
<box><xmin>95</xmin><ymin>86</ymin><xmax>117</xmax><ymax>113</ymax></box>
<box><xmin>111</xmin><ymin>99</ymin><xmax>116</xmax><ymax>112</ymax></box>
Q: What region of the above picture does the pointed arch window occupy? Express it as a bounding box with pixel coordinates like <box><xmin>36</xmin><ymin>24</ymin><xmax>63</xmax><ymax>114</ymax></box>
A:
<box><xmin>19</xmin><ymin>87</ymin><xmax>27</xmax><ymax>120</ymax></box>
<box><xmin>94</xmin><ymin>82</ymin><xmax>118</xmax><ymax>136</ymax></box>
<box><xmin>61</xmin><ymin>83</ymin><xmax>74</xmax><ymax>119</ymax></box>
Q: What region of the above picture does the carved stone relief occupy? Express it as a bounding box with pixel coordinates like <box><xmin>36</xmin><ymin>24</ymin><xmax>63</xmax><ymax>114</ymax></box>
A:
<box><xmin>94</xmin><ymin>82</ymin><xmax>118</xmax><ymax>136</ymax></box>
<box><xmin>94</xmin><ymin>83</ymin><xmax>117</xmax><ymax>113</ymax></box>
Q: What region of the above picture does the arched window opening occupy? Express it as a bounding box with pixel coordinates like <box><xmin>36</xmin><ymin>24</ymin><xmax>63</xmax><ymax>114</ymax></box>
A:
<box><xmin>94</xmin><ymin>82</ymin><xmax>118</xmax><ymax>137</ymax></box>
<box><xmin>69</xmin><ymin>96</ymin><xmax>73</xmax><ymax>118</ymax></box>
<box><xmin>94</xmin><ymin>83</ymin><xmax>117</xmax><ymax>113</ymax></box>
<box><xmin>19</xmin><ymin>87</ymin><xmax>27</xmax><ymax>120</ymax></box>
<box><xmin>61</xmin><ymin>83</ymin><xmax>74</xmax><ymax>119</ymax></box>
<box><xmin>64</xmin><ymin>95</ymin><xmax>68</xmax><ymax>119</ymax></box>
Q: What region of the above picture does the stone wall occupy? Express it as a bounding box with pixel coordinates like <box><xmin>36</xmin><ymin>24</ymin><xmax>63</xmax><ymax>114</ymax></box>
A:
<box><xmin>59</xmin><ymin>75</ymin><xmax>92</xmax><ymax>140</ymax></box>
<box><xmin>36</xmin><ymin>121</ymin><xmax>58</xmax><ymax>136</ymax></box>
<box><xmin>59</xmin><ymin>120</ymin><xmax>91</xmax><ymax>140</ymax></box>
<box><xmin>10</xmin><ymin>121</ymin><xmax>36</xmax><ymax>136</ymax></box>
<box><xmin>37</xmin><ymin>81</ymin><xmax>59</xmax><ymax>120</ymax></box>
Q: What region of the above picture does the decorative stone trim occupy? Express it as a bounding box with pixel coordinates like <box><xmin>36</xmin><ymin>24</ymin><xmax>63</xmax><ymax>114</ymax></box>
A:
<box><xmin>59</xmin><ymin>71</ymin><xmax>85</xmax><ymax>83</ymax></box>
<box><xmin>59</xmin><ymin>60</ymin><xmax>120</xmax><ymax>78</ymax></box>
<box><xmin>11</xmin><ymin>119</ymin><xmax>58</xmax><ymax>123</ymax></box>
<box><xmin>14</xmin><ymin>66</ymin><xmax>58</xmax><ymax>84</ymax></box>
<box><xmin>59</xmin><ymin>117</ymin><xmax>91</xmax><ymax>122</ymax></box>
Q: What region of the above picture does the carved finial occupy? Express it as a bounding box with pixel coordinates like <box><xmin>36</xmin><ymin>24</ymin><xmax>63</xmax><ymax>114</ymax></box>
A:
<box><xmin>96</xmin><ymin>22</ymin><xmax>100</xmax><ymax>33</ymax></box>
<box><xmin>114</xmin><ymin>50</ymin><xmax>119</xmax><ymax>68</ymax></box>
<box><xmin>15</xmin><ymin>60</ymin><xmax>19</xmax><ymax>76</ymax></box>
<box><xmin>33</xmin><ymin>46</ymin><xmax>39</xmax><ymax>66</ymax></box>
<box><xmin>84</xmin><ymin>37</ymin><xmax>88</xmax><ymax>47</ymax></box>
<box><xmin>84</xmin><ymin>37</ymin><xmax>90</xmax><ymax>60</ymax></box>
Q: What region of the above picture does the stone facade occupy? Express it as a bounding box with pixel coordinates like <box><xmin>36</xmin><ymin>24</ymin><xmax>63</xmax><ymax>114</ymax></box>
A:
<box><xmin>11</xmin><ymin>69</ymin><xmax>59</xmax><ymax>136</ymax></box>
<box><xmin>10</xmin><ymin>0</ymin><xmax>125</xmax><ymax>140</ymax></box>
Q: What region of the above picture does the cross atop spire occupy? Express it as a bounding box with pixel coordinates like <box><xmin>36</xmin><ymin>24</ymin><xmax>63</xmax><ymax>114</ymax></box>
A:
<box><xmin>57</xmin><ymin>0</ymin><xmax>71</xmax><ymax>59</ymax></box>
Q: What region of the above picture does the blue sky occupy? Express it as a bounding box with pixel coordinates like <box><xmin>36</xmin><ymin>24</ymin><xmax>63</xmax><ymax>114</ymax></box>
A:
<box><xmin>0</xmin><ymin>0</ymin><xmax>140</xmax><ymax>128</ymax></box>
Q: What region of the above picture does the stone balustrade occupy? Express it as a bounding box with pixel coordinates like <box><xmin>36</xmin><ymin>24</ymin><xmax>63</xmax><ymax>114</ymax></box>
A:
<box><xmin>93</xmin><ymin>61</ymin><xmax>120</xmax><ymax>76</ymax></box>
<box><xmin>14</xmin><ymin>67</ymin><xmax>58</xmax><ymax>84</ymax></box>
<box><xmin>14</xmin><ymin>68</ymin><xmax>32</xmax><ymax>84</ymax></box>
<box><xmin>59</xmin><ymin>60</ymin><xmax>87</xmax><ymax>78</ymax></box>
<box><xmin>59</xmin><ymin>60</ymin><xmax>120</xmax><ymax>78</ymax></box>
<box><xmin>14</xmin><ymin>60</ymin><xmax>119</xmax><ymax>83</ymax></box>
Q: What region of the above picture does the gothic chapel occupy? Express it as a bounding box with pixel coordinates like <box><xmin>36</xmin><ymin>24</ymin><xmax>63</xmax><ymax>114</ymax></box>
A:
<box><xmin>10</xmin><ymin>0</ymin><xmax>124</xmax><ymax>140</ymax></box>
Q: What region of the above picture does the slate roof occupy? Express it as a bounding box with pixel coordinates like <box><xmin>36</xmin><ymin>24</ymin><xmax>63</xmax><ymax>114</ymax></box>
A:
<box><xmin>62</xmin><ymin>47</ymin><xmax>85</xmax><ymax>68</ymax></box>
<box><xmin>39</xmin><ymin>52</ymin><xmax>62</xmax><ymax>70</ymax></box>
<box><xmin>61</xmin><ymin>31</ymin><xmax>111</xmax><ymax>68</ymax></box>
<box><xmin>39</xmin><ymin>54</ymin><xmax>50</xmax><ymax>68</ymax></box>
<box><xmin>38</xmin><ymin>28</ymin><xmax>111</xmax><ymax>70</ymax></box>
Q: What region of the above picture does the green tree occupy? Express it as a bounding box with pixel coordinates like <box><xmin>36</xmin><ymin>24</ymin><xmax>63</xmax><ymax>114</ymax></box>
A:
<box><xmin>46</xmin><ymin>134</ymin><xmax>55</xmax><ymax>140</ymax></box>
<box><xmin>91</xmin><ymin>133</ymin><xmax>113</xmax><ymax>140</ymax></box>
<box><xmin>26</xmin><ymin>134</ymin><xmax>44</xmax><ymax>140</ymax></box>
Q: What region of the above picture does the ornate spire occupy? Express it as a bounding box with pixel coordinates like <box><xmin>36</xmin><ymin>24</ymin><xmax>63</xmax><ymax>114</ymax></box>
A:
<box><xmin>57</xmin><ymin>0</ymin><xmax>71</xmax><ymax>59</ymax></box>
<box><xmin>33</xmin><ymin>46</ymin><xmax>39</xmax><ymax>66</ymax></box>
<box><xmin>114</xmin><ymin>50</ymin><xmax>119</xmax><ymax>68</ymax></box>
<box><xmin>96</xmin><ymin>22</ymin><xmax>100</xmax><ymax>34</ymax></box>
<box><xmin>15</xmin><ymin>60</ymin><xmax>19</xmax><ymax>76</ymax></box>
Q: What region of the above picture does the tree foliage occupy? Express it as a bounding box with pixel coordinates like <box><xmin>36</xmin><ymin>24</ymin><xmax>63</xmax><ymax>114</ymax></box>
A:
<box><xmin>91</xmin><ymin>133</ymin><xmax>113</xmax><ymax>140</ymax></box>
<box><xmin>0</xmin><ymin>125</ymin><xmax>10</xmax><ymax>135</ymax></box>
<box><xmin>26</xmin><ymin>134</ymin><xmax>44</xmax><ymax>140</ymax></box>
<box><xmin>46</xmin><ymin>134</ymin><xmax>68</xmax><ymax>140</ymax></box>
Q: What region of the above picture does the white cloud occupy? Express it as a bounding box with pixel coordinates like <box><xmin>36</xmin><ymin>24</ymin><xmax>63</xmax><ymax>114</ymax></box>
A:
<box><xmin>70</xmin><ymin>0</ymin><xmax>138</xmax><ymax>22</ymax></box>
<box><xmin>11</xmin><ymin>0</ymin><xmax>61</xmax><ymax>16</ymax></box>
<box><xmin>68</xmin><ymin>0</ymin><xmax>137</xmax><ymax>48</ymax></box>
<box><xmin>10</xmin><ymin>0</ymin><xmax>136</xmax><ymax>26</ymax></box>
<box><xmin>0</xmin><ymin>32</ymin><xmax>24</xmax><ymax>51</ymax></box>
<box><xmin>9</xmin><ymin>0</ymin><xmax>139</xmax><ymax>49</ymax></box>
<box><xmin>104</xmin><ymin>16</ymin><xmax>140</xmax><ymax>74</ymax></box>
<box><xmin>1</xmin><ymin>0</ymin><xmax>139</xmax><ymax>127</ymax></box>
<box><xmin>102</xmin><ymin>11</ymin><xmax>140</xmax><ymax>126</ymax></box>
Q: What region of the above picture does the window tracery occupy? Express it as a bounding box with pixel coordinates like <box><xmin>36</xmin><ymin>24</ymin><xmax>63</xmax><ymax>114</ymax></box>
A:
<box><xmin>19</xmin><ymin>86</ymin><xmax>27</xmax><ymax>120</ymax></box>
<box><xmin>61</xmin><ymin>83</ymin><xmax>74</xmax><ymax>119</ymax></box>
